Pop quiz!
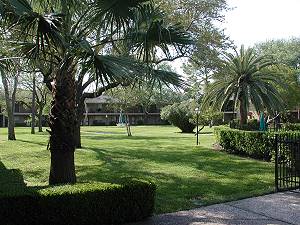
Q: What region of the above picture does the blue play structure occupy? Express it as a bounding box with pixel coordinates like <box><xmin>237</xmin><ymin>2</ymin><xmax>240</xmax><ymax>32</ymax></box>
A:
<box><xmin>259</xmin><ymin>112</ymin><xmax>266</xmax><ymax>131</ymax></box>
<box><xmin>117</xmin><ymin>110</ymin><xmax>126</xmax><ymax>126</ymax></box>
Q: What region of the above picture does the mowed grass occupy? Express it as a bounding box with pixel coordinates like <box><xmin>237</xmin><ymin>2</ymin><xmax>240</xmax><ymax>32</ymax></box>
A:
<box><xmin>0</xmin><ymin>126</ymin><xmax>274</xmax><ymax>214</ymax></box>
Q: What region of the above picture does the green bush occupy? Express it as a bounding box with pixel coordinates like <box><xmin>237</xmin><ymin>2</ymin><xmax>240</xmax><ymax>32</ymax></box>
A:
<box><xmin>190</xmin><ymin>109</ymin><xmax>224</xmax><ymax>126</ymax></box>
<box><xmin>215</xmin><ymin>127</ymin><xmax>273</xmax><ymax>161</ymax></box>
<box><xmin>284</xmin><ymin>123</ymin><xmax>300</xmax><ymax>131</ymax></box>
<box><xmin>0</xmin><ymin>179</ymin><xmax>156</xmax><ymax>225</ymax></box>
<box><xmin>215</xmin><ymin>127</ymin><xmax>300</xmax><ymax>161</ymax></box>
<box><xmin>161</xmin><ymin>101</ymin><xmax>196</xmax><ymax>133</ymax></box>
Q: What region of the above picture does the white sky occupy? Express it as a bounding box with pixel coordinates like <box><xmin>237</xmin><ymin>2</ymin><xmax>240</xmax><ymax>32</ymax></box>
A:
<box><xmin>224</xmin><ymin>0</ymin><xmax>300</xmax><ymax>47</ymax></box>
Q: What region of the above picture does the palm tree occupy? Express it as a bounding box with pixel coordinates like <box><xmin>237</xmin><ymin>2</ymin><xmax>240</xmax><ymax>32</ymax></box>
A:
<box><xmin>202</xmin><ymin>45</ymin><xmax>286</xmax><ymax>125</ymax></box>
<box><xmin>0</xmin><ymin>0</ymin><xmax>193</xmax><ymax>184</ymax></box>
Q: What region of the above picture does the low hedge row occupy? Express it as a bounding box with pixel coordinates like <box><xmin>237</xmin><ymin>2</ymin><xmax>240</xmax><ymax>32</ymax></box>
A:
<box><xmin>0</xmin><ymin>179</ymin><xmax>156</xmax><ymax>225</ymax></box>
<box><xmin>214</xmin><ymin>127</ymin><xmax>273</xmax><ymax>161</ymax></box>
<box><xmin>284</xmin><ymin>123</ymin><xmax>300</xmax><ymax>131</ymax></box>
<box><xmin>214</xmin><ymin>127</ymin><xmax>300</xmax><ymax>161</ymax></box>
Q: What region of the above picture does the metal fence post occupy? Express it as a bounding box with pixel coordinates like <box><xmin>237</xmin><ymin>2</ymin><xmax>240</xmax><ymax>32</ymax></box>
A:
<box><xmin>274</xmin><ymin>134</ymin><xmax>279</xmax><ymax>192</ymax></box>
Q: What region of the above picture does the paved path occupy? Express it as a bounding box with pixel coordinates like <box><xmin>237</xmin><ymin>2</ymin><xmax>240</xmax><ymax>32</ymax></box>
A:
<box><xmin>132</xmin><ymin>191</ymin><xmax>300</xmax><ymax>225</ymax></box>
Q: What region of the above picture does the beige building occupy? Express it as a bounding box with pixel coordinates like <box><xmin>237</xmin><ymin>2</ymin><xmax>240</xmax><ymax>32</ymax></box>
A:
<box><xmin>82</xmin><ymin>95</ymin><xmax>166</xmax><ymax>126</ymax></box>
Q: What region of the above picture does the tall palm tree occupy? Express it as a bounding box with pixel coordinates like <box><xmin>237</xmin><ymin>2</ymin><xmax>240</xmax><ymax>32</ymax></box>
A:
<box><xmin>202</xmin><ymin>45</ymin><xmax>286</xmax><ymax>125</ymax></box>
<box><xmin>0</xmin><ymin>0</ymin><xmax>193</xmax><ymax>184</ymax></box>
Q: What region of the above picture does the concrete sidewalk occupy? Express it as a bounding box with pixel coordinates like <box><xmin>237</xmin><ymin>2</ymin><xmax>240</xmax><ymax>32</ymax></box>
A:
<box><xmin>132</xmin><ymin>191</ymin><xmax>300</xmax><ymax>225</ymax></box>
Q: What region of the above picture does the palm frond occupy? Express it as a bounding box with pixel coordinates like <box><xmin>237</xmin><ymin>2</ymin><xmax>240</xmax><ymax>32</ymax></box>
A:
<box><xmin>149</xmin><ymin>69</ymin><xmax>185</xmax><ymax>88</ymax></box>
<box><xmin>1</xmin><ymin>0</ymin><xmax>64</xmax><ymax>58</ymax></box>
<box><xmin>90</xmin><ymin>0</ymin><xmax>149</xmax><ymax>34</ymax></box>
<box><xmin>203</xmin><ymin>45</ymin><xmax>287</xmax><ymax>118</ymax></box>
<box><xmin>126</xmin><ymin>4</ymin><xmax>194</xmax><ymax>63</ymax></box>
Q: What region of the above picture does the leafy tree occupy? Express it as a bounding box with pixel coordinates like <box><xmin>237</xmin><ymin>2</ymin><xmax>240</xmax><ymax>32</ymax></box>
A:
<box><xmin>255</xmin><ymin>39</ymin><xmax>300</xmax><ymax>109</ymax></box>
<box><xmin>255</xmin><ymin>38</ymin><xmax>300</xmax><ymax>69</ymax></box>
<box><xmin>190</xmin><ymin>108</ymin><xmax>223</xmax><ymax>127</ymax></box>
<box><xmin>161</xmin><ymin>100</ymin><xmax>196</xmax><ymax>133</ymax></box>
<box><xmin>159</xmin><ymin>0</ymin><xmax>232</xmax><ymax>98</ymax></box>
<box><xmin>18</xmin><ymin>73</ymin><xmax>50</xmax><ymax>132</ymax></box>
<box><xmin>0</xmin><ymin>58</ymin><xmax>19</xmax><ymax>140</ymax></box>
<box><xmin>202</xmin><ymin>45</ymin><xmax>286</xmax><ymax>125</ymax></box>
<box><xmin>0</xmin><ymin>0</ymin><xmax>193</xmax><ymax>184</ymax></box>
<box><xmin>107</xmin><ymin>79</ymin><xmax>185</xmax><ymax>135</ymax></box>
<box><xmin>108</xmin><ymin>82</ymin><xmax>185</xmax><ymax>115</ymax></box>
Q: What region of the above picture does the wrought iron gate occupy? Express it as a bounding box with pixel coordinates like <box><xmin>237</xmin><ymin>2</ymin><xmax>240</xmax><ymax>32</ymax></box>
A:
<box><xmin>274</xmin><ymin>133</ymin><xmax>300</xmax><ymax>191</ymax></box>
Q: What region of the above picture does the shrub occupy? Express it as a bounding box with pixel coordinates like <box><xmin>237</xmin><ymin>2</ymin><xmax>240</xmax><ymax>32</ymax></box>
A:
<box><xmin>0</xmin><ymin>179</ymin><xmax>156</xmax><ymax>225</ymax></box>
<box><xmin>161</xmin><ymin>101</ymin><xmax>196</xmax><ymax>133</ymax></box>
<box><xmin>190</xmin><ymin>109</ymin><xmax>224</xmax><ymax>126</ymax></box>
<box><xmin>215</xmin><ymin>127</ymin><xmax>300</xmax><ymax>161</ymax></box>
<box><xmin>284</xmin><ymin>123</ymin><xmax>300</xmax><ymax>131</ymax></box>
<box><xmin>214</xmin><ymin>127</ymin><xmax>273</xmax><ymax>161</ymax></box>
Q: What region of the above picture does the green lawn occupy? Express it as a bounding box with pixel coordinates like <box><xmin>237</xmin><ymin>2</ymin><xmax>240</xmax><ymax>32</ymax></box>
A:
<box><xmin>0</xmin><ymin>125</ymin><xmax>274</xmax><ymax>214</ymax></box>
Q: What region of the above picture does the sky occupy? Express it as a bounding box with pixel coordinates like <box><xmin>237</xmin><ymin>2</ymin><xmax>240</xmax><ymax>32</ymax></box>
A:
<box><xmin>224</xmin><ymin>0</ymin><xmax>300</xmax><ymax>47</ymax></box>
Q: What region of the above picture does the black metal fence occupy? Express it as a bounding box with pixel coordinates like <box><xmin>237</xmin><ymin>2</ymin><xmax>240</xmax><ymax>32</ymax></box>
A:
<box><xmin>274</xmin><ymin>133</ymin><xmax>300</xmax><ymax>191</ymax></box>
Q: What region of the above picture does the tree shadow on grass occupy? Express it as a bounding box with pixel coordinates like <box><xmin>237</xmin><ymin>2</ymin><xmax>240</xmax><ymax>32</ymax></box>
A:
<box><xmin>82</xmin><ymin>134</ymin><xmax>193</xmax><ymax>141</ymax></box>
<box><xmin>0</xmin><ymin>160</ymin><xmax>29</xmax><ymax>197</ymax></box>
<box><xmin>77</xmin><ymin>162</ymin><xmax>274</xmax><ymax>214</ymax></box>
<box><xmin>17</xmin><ymin>139</ymin><xmax>48</xmax><ymax>147</ymax></box>
<box><xmin>81</xmin><ymin>146</ymin><xmax>272</xmax><ymax>176</ymax></box>
<box><xmin>75</xmin><ymin>146</ymin><xmax>274</xmax><ymax>213</ymax></box>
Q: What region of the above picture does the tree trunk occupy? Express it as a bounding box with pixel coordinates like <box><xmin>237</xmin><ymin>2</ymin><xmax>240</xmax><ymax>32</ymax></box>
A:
<box><xmin>1</xmin><ymin>71</ymin><xmax>17</xmax><ymax>140</ymax></box>
<box><xmin>74</xmin><ymin>95</ymin><xmax>85</xmax><ymax>149</ymax></box>
<box><xmin>31</xmin><ymin>76</ymin><xmax>36</xmax><ymax>134</ymax></box>
<box><xmin>74</xmin><ymin>121</ymin><xmax>82</xmax><ymax>148</ymax></box>
<box><xmin>7</xmin><ymin>113</ymin><xmax>16</xmax><ymax>140</ymax></box>
<box><xmin>125</xmin><ymin>114</ymin><xmax>132</xmax><ymax>136</ymax></box>
<box><xmin>239</xmin><ymin>97</ymin><xmax>248</xmax><ymax>125</ymax></box>
<box><xmin>48</xmin><ymin>57</ymin><xmax>77</xmax><ymax>185</ymax></box>
<box><xmin>49</xmin><ymin>150</ymin><xmax>76</xmax><ymax>184</ymax></box>
<box><xmin>38</xmin><ymin>106</ymin><xmax>43</xmax><ymax>132</ymax></box>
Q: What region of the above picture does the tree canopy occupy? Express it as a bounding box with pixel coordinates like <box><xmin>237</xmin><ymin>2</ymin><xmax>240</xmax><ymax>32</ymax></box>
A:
<box><xmin>202</xmin><ymin>45</ymin><xmax>286</xmax><ymax>125</ymax></box>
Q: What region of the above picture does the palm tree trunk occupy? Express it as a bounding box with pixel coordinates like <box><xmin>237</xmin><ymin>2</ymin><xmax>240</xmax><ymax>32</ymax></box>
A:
<box><xmin>48</xmin><ymin>57</ymin><xmax>76</xmax><ymax>185</ymax></box>
<box><xmin>239</xmin><ymin>97</ymin><xmax>247</xmax><ymax>125</ymax></box>
<box><xmin>74</xmin><ymin>122</ymin><xmax>81</xmax><ymax>148</ymax></box>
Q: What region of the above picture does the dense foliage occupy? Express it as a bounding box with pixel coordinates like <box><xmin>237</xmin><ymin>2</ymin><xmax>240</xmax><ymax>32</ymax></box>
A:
<box><xmin>255</xmin><ymin>39</ymin><xmax>300</xmax><ymax>110</ymax></box>
<box><xmin>283</xmin><ymin>123</ymin><xmax>300</xmax><ymax>131</ymax></box>
<box><xmin>0</xmin><ymin>177</ymin><xmax>156</xmax><ymax>225</ymax></box>
<box><xmin>215</xmin><ymin>127</ymin><xmax>300</xmax><ymax>161</ymax></box>
<box><xmin>161</xmin><ymin>0</ymin><xmax>231</xmax><ymax>99</ymax></box>
<box><xmin>202</xmin><ymin>45</ymin><xmax>286</xmax><ymax>125</ymax></box>
<box><xmin>214</xmin><ymin>127</ymin><xmax>273</xmax><ymax>161</ymax></box>
<box><xmin>191</xmin><ymin>108</ymin><xmax>224</xmax><ymax>126</ymax></box>
<box><xmin>161</xmin><ymin>101</ymin><xmax>196</xmax><ymax>133</ymax></box>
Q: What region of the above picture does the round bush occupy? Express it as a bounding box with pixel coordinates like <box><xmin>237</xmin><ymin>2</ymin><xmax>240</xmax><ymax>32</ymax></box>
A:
<box><xmin>161</xmin><ymin>101</ymin><xmax>196</xmax><ymax>133</ymax></box>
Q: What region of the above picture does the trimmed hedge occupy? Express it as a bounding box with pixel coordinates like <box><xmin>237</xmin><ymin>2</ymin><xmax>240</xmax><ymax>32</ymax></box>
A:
<box><xmin>214</xmin><ymin>127</ymin><xmax>273</xmax><ymax>161</ymax></box>
<box><xmin>284</xmin><ymin>123</ymin><xmax>300</xmax><ymax>131</ymax></box>
<box><xmin>214</xmin><ymin>127</ymin><xmax>300</xmax><ymax>161</ymax></box>
<box><xmin>0</xmin><ymin>179</ymin><xmax>156</xmax><ymax>225</ymax></box>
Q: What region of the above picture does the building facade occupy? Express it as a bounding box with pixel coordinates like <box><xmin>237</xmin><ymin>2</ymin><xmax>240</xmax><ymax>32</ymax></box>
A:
<box><xmin>82</xmin><ymin>95</ymin><xmax>167</xmax><ymax>125</ymax></box>
<box><xmin>0</xmin><ymin>95</ymin><xmax>168</xmax><ymax>127</ymax></box>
